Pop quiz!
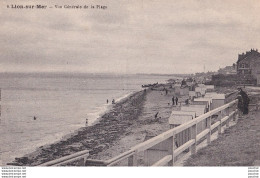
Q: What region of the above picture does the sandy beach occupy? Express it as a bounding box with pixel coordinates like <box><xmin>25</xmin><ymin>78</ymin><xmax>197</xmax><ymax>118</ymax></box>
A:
<box><xmin>9</xmin><ymin>83</ymin><xmax>186</xmax><ymax>166</ymax></box>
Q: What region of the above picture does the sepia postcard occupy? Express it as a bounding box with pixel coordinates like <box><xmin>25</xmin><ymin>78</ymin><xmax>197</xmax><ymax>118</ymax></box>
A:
<box><xmin>0</xmin><ymin>0</ymin><xmax>260</xmax><ymax>177</ymax></box>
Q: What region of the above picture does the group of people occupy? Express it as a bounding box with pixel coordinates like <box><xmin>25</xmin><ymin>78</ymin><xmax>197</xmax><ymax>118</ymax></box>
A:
<box><xmin>236</xmin><ymin>88</ymin><xmax>250</xmax><ymax>116</ymax></box>
<box><xmin>107</xmin><ymin>99</ymin><xmax>115</xmax><ymax>104</ymax></box>
<box><xmin>172</xmin><ymin>96</ymin><xmax>179</xmax><ymax>106</ymax></box>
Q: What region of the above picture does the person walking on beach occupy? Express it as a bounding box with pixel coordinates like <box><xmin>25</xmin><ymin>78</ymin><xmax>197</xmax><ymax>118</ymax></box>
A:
<box><xmin>175</xmin><ymin>96</ymin><xmax>179</xmax><ymax>106</ymax></box>
<box><xmin>107</xmin><ymin>99</ymin><xmax>109</xmax><ymax>104</ymax></box>
<box><xmin>172</xmin><ymin>96</ymin><xmax>175</xmax><ymax>105</ymax></box>
<box><xmin>112</xmin><ymin>99</ymin><xmax>115</xmax><ymax>104</ymax></box>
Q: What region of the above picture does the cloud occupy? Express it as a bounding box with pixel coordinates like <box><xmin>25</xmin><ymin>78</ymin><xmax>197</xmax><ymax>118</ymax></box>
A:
<box><xmin>1</xmin><ymin>0</ymin><xmax>260</xmax><ymax>74</ymax></box>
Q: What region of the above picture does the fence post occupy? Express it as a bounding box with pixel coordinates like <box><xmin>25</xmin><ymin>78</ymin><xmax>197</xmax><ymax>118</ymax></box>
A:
<box><xmin>167</xmin><ymin>136</ymin><xmax>174</xmax><ymax>166</ymax></box>
<box><xmin>206</xmin><ymin>116</ymin><xmax>212</xmax><ymax>144</ymax></box>
<box><xmin>224</xmin><ymin>107</ymin><xmax>229</xmax><ymax>128</ymax></box>
<box><xmin>226</xmin><ymin>115</ymin><xmax>230</xmax><ymax>128</ymax></box>
<box><xmin>128</xmin><ymin>154</ymin><xmax>137</xmax><ymax>166</ymax></box>
<box><xmin>172</xmin><ymin>134</ymin><xmax>176</xmax><ymax>165</ymax></box>
<box><xmin>226</xmin><ymin>106</ymin><xmax>232</xmax><ymax>128</ymax></box>
<box><xmin>190</xmin><ymin>123</ymin><xmax>197</xmax><ymax>154</ymax></box>
<box><xmin>83</xmin><ymin>156</ymin><xmax>87</xmax><ymax>166</ymax></box>
<box><xmin>218</xmin><ymin>111</ymin><xmax>223</xmax><ymax>135</ymax></box>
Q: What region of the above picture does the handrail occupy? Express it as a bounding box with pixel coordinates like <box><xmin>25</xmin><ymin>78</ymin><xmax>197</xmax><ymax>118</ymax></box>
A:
<box><xmin>152</xmin><ymin>155</ymin><xmax>172</xmax><ymax>166</ymax></box>
<box><xmin>132</xmin><ymin>99</ymin><xmax>237</xmax><ymax>152</ymax></box>
<box><xmin>97</xmin><ymin>99</ymin><xmax>238</xmax><ymax>166</ymax></box>
<box><xmin>38</xmin><ymin>150</ymin><xmax>89</xmax><ymax>166</ymax></box>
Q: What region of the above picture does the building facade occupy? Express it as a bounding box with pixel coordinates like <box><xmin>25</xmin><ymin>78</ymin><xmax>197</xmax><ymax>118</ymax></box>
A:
<box><xmin>218</xmin><ymin>64</ymin><xmax>237</xmax><ymax>75</ymax></box>
<box><xmin>237</xmin><ymin>49</ymin><xmax>260</xmax><ymax>78</ymax></box>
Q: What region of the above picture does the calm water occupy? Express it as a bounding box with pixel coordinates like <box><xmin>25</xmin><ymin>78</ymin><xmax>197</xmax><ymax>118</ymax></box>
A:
<box><xmin>0</xmin><ymin>72</ymin><xmax>174</xmax><ymax>165</ymax></box>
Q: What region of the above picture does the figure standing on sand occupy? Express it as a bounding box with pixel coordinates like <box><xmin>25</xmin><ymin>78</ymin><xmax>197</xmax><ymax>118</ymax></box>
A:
<box><xmin>155</xmin><ymin>112</ymin><xmax>159</xmax><ymax>119</ymax></box>
<box><xmin>107</xmin><ymin>99</ymin><xmax>109</xmax><ymax>104</ymax></box>
<box><xmin>154</xmin><ymin>112</ymin><xmax>161</xmax><ymax>122</ymax></box>
<box><xmin>175</xmin><ymin>96</ymin><xmax>178</xmax><ymax>106</ymax></box>
<box><xmin>185</xmin><ymin>98</ymin><xmax>189</xmax><ymax>105</ymax></box>
<box><xmin>112</xmin><ymin>99</ymin><xmax>115</xmax><ymax>104</ymax></box>
<box><xmin>172</xmin><ymin>96</ymin><xmax>175</xmax><ymax>105</ymax></box>
<box><xmin>85</xmin><ymin>118</ymin><xmax>88</xmax><ymax>126</ymax></box>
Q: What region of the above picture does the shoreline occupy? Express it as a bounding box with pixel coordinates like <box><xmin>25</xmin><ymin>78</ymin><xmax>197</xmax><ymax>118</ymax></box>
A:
<box><xmin>7</xmin><ymin>83</ymin><xmax>242</xmax><ymax>166</ymax></box>
<box><xmin>8</xmin><ymin>89</ymin><xmax>147</xmax><ymax>166</ymax></box>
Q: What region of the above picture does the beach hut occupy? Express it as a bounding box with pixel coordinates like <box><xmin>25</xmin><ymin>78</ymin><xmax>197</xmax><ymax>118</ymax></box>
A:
<box><xmin>189</xmin><ymin>91</ymin><xmax>196</xmax><ymax>100</ymax></box>
<box><xmin>180</xmin><ymin>105</ymin><xmax>207</xmax><ymax>134</ymax></box>
<box><xmin>195</xmin><ymin>84</ymin><xmax>207</xmax><ymax>97</ymax></box>
<box><xmin>193</xmin><ymin>97</ymin><xmax>212</xmax><ymax>112</ymax></box>
<box><xmin>195</xmin><ymin>87</ymin><xmax>202</xmax><ymax>97</ymax></box>
<box><xmin>168</xmin><ymin>110</ymin><xmax>195</xmax><ymax>128</ymax></box>
<box><xmin>143</xmin><ymin>135</ymin><xmax>173</xmax><ymax>166</ymax></box>
<box><xmin>168</xmin><ymin>110</ymin><xmax>195</xmax><ymax>150</ymax></box>
<box><xmin>181</xmin><ymin>105</ymin><xmax>206</xmax><ymax>117</ymax></box>
<box><xmin>205</xmin><ymin>85</ymin><xmax>214</xmax><ymax>92</ymax></box>
<box><xmin>205</xmin><ymin>93</ymin><xmax>226</xmax><ymax>110</ymax></box>
<box><xmin>180</xmin><ymin>86</ymin><xmax>189</xmax><ymax>96</ymax></box>
<box><xmin>195</xmin><ymin>87</ymin><xmax>206</xmax><ymax>97</ymax></box>
<box><xmin>174</xmin><ymin>84</ymin><xmax>181</xmax><ymax>95</ymax></box>
<box><xmin>143</xmin><ymin>104</ymin><xmax>195</xmax><ymax>165</ymax></box>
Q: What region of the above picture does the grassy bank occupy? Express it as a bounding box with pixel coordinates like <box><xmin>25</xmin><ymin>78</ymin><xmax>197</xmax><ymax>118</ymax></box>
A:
<box><xmin>184</xmin><ymin>92</ymin><xmax>260</xmax><ymax>166</ymax></box>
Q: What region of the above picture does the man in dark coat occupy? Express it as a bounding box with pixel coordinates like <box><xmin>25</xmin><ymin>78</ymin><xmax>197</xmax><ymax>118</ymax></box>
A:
<box><xmin>238</xmin><ymin>88</ymin><xmax>250</xmax><ymax>114</ymax></box>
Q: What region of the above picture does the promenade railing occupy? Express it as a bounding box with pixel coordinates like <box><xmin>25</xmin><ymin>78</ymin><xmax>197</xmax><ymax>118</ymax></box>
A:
<box><xmin>38</xmin><ymin>150</ymin><xmax>89</xmax><ymax>166</ymax></box>
<box><xmin>85</xmin><ymin>99</ymin><xmax>239</xmax><ymax>166</ymax></box>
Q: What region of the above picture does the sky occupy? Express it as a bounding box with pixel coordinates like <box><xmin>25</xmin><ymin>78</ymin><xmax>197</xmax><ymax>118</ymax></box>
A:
<box><xmin>1</xmin><ymin>0</ymin><xmax>260</xmax><ymax>74</ymax></box>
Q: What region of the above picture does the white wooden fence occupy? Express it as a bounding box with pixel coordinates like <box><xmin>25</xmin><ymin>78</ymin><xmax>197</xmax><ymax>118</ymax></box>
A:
<box><xmin>85</xmin><ymin>99</ymin><xmax>238</xmax><ymax>166</ymax></box>
<box><xmin>38</xmin><ymin>150</ymin><xmax>89</xmax><ymax>166</ymax></box>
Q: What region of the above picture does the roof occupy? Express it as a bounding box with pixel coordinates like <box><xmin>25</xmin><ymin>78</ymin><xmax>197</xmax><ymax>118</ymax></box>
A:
<box><xmin>205</xmin><ymin>93</ymin><xmax>225</xmax><ymax>100</ymax></box>
<box><xmin>181</xmin><ymin>106</ymin><xmax>205</xmax><ymax>116</ymax></box>
<box><xmin>194</xmin><ymin>97</ymin><xmax>212</xmax><ymax>103</ymax></box>
<box><xmin>237</xmin><ymin>50</ymin><xmax>260</xmax><ymax>63</ymax></box>
<box><xmin>205</xmin><ymin>85</ymin><xmax>214</xmax><ymax>89</ymax></box>
<box><xmin>169</xmin><ymin>114</ymin><xmax>193</xmax><ymax>125</ymax></box>
<box><xmin>193</xmin><ymin>98</ymin><xmax>212</xmax><ymax>108</ymax></box>
<box><xmin>188</xmin><ymin>104</ymin><xmax>207</xmax><ymax>108</ymax></box>
<box><xmin>170</xmin><ymin>110</ymin><xmax>196</xmax><ymax>118</ymax></box>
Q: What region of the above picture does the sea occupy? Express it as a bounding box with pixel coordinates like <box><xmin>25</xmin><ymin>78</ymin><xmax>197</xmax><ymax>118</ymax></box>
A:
<box><xmin>0</xmin><ymin>72</ymin><xmax>175</xmax><ymax>165</ymax></box>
